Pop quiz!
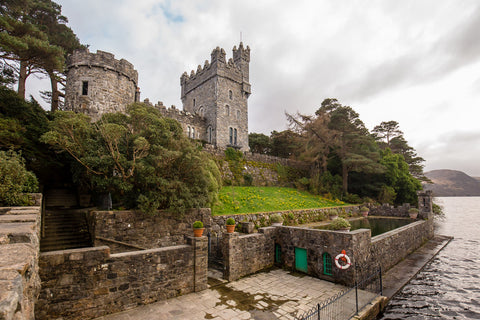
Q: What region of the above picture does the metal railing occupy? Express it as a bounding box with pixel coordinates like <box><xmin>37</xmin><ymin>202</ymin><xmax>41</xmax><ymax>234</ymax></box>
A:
<box><xmin>296</xmin><ymin>268</ymin><xmax>382</xmax><ymax>320</ymax></box>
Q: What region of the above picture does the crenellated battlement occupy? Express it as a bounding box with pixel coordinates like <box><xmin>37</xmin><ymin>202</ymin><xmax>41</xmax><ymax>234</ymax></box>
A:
<box><xmin>67</xmin><ymin>49</ymin><xmax>138</xmax><ymax>85</ymax></box>
<box><xmin>180</xmin><ymin>43</ymin><xmax>250</xmax><ymax>98</ymax></box>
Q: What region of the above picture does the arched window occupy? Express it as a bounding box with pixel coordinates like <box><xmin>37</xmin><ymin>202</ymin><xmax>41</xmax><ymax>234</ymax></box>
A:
<box><xmin>229</xmin><ymin>127</ymin><xmax>233</xmax><ymax>145</ymax></box>
<box><xmin>226</xmin><ymin>105</ymin><xmax>230</xmax><ymax>116</ymax></box>
<box><xmin>193</xmin><ymin>98</ymin><xmax>196</xmax><ymax>107</ymax></box>
<box><xmin>187</xmin><ymin>126</ymin><xmax>191</xmax><ymax>138</ymax></box>
<box><xmin>234</xmin><ymin>128</ymin><xmax>237</xmax><ymax>145</ymax></box>
<box><xmin>229</xmin><ymin>90</ymin><xmax>233</xmax><ymax>100</ymax></box>
<box><xmin>236</xmin><ymin>110</ymin><xmax>240</xmax><ymax>120</ymax></box>
<box><xmin>198</xmin><ymin>107</ymin><xmax>204</xmax><ymax>117</ymax></box>
<box><xmin>322</xmin><ymin>252</ymin><xmax>333</xmax><ymax>276</ymax></box>
<box><xmin>192</xmin><ymin>127</ymin><xmax>195</xmax><ymax>139</ymax></box>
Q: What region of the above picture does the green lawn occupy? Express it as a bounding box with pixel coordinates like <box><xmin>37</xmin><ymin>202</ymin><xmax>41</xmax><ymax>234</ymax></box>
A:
<box><xmin>212</xmin><ymin>186</ymin><xmax>346</xmax><ymax>215</ymax></box>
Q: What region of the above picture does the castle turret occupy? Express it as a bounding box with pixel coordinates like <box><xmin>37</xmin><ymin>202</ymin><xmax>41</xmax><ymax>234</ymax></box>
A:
<box><xmin>180</xmin><ymin>43</ymin><xmax>251</xmax><ymax>151</ymax></box>
<box><xmin>64</xmin><ymin>49</ymin><xmax>139</xmax><ymax>121</ymax></box>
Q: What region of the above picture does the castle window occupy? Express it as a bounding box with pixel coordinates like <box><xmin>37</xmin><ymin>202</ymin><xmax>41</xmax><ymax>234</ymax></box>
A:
<box><xmin>207</xmin><ymin>126</ymin><xmax>212</xmax><ymax>143</ymax></box>
<box><xmin>82</xmin><ymin>81</ymin><xmax>88</xmax><ymax>96</ymax></box>
<box><xmin>229</xmin><ymin>90</ymin><xmax>233</xmax><ymax>100</ymax></box>
<box><xmin>187</xmin><ymin>126</ymin><xmax>191</xmax><ymax>138</ymax></box>
<box><xmin>198</xmin><ymin>107</ymin><xmax>204</xmax><ymax>117</ymax></box>
<box><xmin>236</xmin><ymin>110</ymin><xmax>240</xmax><ymax>120</ymax></box>
<box><xmin>234</xmin><ymin>128</ymin><xmax>237</xmax><ymax>145</ymax></box>
<box><xmin>192</xmin><ymin>127</ymin><xmax>195</xmax><ymax>139</ymax></box>
<box><xmin>226</xmin><ymin>105</ymin><xmax>230</xmax><ymax>116</ymax></box>
<box><xmin>193</xmin><ymin>98</ymin><xmax>196</xmax><ymax>107</ymax></box>
<box><xmin>229</xmin><ymin>127</ymin><xmax>233</xmax><ymax>145</ymax></box>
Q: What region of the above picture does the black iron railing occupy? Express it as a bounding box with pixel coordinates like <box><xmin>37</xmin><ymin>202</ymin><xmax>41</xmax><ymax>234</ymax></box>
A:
<box><xmin>296</xmin><ymin>268</ymin><xmax>383</xmax><ymax>320</ymax></box>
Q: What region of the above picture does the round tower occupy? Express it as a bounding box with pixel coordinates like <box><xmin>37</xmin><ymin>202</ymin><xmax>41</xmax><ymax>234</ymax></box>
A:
<box><xmin>64</xmin><ymin>49</ymin><xmax>139</xmax><ymax>121</ymax></box>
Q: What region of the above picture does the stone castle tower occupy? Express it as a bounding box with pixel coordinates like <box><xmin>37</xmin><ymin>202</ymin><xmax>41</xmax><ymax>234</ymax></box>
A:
<box><xmin>64</xmin><ymin>43</ymin><xmax>251</xmax><ymax>151</ymax></box>
<box><xmin>64</xmin><ymin>49</ymin><xmax>139</xmax><ymax>121</ymax></box>
<box><xmin>180</xmin><ymin>43</ymin><xmax>251</xmax><ymax>151</ymax></box>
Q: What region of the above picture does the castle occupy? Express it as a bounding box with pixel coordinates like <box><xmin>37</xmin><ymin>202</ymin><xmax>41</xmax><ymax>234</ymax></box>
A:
<box><xmin>64</xmin><ymin>43</ymin><xmax>251</xmax><ymax>151</ymax></box>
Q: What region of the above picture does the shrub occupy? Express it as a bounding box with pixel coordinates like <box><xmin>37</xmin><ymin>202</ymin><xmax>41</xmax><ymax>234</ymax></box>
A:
<box><xmin>327</xmin><ymin>209</ymin><xmax>338</xmax><ymax>216</ymax></box>
<box><xmin>0</xmin><ymin>150</ymin><xmax>39</xmax><ymax>206</ymax></box>
<box><xmin>226</xmin><ymin>217</ymin><xmax>236</xmax><ymax>225</ymax></box>
<box><xmin>330</xmin><ymin>217</ymin><xmax>351</xmax><ymax>230</ymax></box>
<box><xmin>408</xmin><ymin>208</ymin><xmax>419</xmax><ymax>213</ymax></box>
<box><xmin>193</xmin><ymin>221</ymin><xmax>203</xmax><ymax>228</ymax></box>
<box><xmin>269</xmin><ymin>213</ymin><xmax>283</xmax><ymax>224</ymax></box>
<box><xmin>360</xmin><ymin>206</ymin><xmax>369</xmax><ymax>212</ymax></box>
<box><xmin>243</xmin><ymin>173</ymin><xmax>253</xmax><ymax>186</ymax></box>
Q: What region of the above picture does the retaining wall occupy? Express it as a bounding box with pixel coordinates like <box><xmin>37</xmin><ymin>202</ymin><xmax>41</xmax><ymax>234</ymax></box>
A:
<box><xmin>89</xmin><ymin>208</ymin><xmax>212</xmax><ymax>250</ymax></box>
<box><xmin>0</xmin><ymin>199</ymin><xmax>42</xmax><ymax>320</ymax></box>
<box><xmin>222</xmin><ymin>227</ymin><xmax>275</xmax><ymax>281</ymax></box>
<box><xmin>36</xmin><ymin>237</ymin><xmax>208</xmax><ymax>320</ymax></box>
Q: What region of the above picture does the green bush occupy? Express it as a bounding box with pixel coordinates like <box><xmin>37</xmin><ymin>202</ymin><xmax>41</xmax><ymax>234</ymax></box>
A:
<box><xmin>0</xmin><ymin>150</ymin><xmax>39</xmax><ymax>206</ymax></box>
<box><xmin>243</xmin><ymin>173</ymin><xmax>253</xmax><ymax>186</ymax></box>
<box><xmin>329</xmin><ymin>217</ymin><xmax>351</xmax><ymax>230</ymax></box>
<box><xmin>269</xmin><ymin>213</ymin><xmax>283</xmax><ymax>224</ymax></box>
<box><xmin>226</xmin><ymin>217</ymin><xmax>236</xmax><ymax>225</ymax></box>
<box><xmin>193</xmin><ymin>221</ymin><xmax>203</xmax><ymax>228</ymax></box>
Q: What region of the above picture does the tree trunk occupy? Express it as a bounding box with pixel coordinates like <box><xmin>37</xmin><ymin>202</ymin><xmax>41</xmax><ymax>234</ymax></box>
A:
<box><xmin>342</xmin><ymin>162</ymin><xmax>348</xmax><ymax>195</ymax></box>
<box><xmin>17</xmin><ymin>60</ymin><xmax>27</xmax><ymax>99</ymax></box>
<box><xmin>49</xmin><ymin>70</ymin><xmax>59</xmax><ymax>112</ymax></box>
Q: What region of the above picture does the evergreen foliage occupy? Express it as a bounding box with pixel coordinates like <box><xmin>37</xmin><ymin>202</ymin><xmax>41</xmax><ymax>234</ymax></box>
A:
<box><xmin>41</xmin><ymin>103</ymin><xmax>222</xmax><ymax>214</ymax></box>
<box><xmin>0</xmin><ymin>149</ymin><xmax>39</xmax><ymax>206</ymax></box>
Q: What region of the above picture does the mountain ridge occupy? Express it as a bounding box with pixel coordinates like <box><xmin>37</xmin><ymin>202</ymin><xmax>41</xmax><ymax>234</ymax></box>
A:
<box><xmin>423</xmin><ymin>169</ymin><xmax>480</xmax><ymax>197</ymax></box>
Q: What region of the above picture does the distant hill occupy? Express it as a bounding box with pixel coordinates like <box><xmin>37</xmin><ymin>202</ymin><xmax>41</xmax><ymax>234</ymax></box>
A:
<box><xmin>423</xmin><ymin>169</ymin><xmax>480</xmax><ymax>196</ymax></box>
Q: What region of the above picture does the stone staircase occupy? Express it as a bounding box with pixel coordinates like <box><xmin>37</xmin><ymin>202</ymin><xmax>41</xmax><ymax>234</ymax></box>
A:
<box><xmin>40</xmin><ymin>209</ymin><xmax>92</xmax><ymax>252</ymax></box>
<box><xmin>40</xmin><ymin>188</ymin><xmax>92</xmax><ymax>252</ymax></box>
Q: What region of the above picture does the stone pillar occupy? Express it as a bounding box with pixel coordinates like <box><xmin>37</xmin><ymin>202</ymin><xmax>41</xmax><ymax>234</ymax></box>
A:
<box><xmin>222</xmin><ymin>232</ymin><xmax>239</xmax><ymax>281</ymax></box>
<box><xmin>188</xmin><ymin>236</ymin><xmax>208</xmax><ymax>292</ymax></box>
<box><xmin>417</xmin><ymin>190</ymin><xmax>433</xmax><ymax>220</ymax></box>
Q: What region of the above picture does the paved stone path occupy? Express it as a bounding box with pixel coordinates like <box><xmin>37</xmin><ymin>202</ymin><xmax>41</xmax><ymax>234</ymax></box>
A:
<box><xmin>94</xmin><ymin>269</ymin><xmax>355</xmax><ymax>320</ymax></box>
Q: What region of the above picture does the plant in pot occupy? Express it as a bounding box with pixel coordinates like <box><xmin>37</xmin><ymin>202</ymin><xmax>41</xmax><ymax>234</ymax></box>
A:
<box><xmin>192</xmin><ymin>221</ymin><xmax>204</xmax><ymax>237</ymax></box>
<box><xmin>360</xmin><ymin>206</ymin><xmax>369</xmax><ymax>218</ymax></box>
<box><xmin>330</xmin><ymin>217</ymin><xmax>351</xmax><ymax>232</ymax></box>
<box><xmin>270</xmin><ymin>213</ymin><xmax>284</xmax><ymax>227</ymax></box>
<box><xmin>409</xmin><ymin>208</ymin><xmax>419</xmax><ymax>219</ymax></box>
<box><xmin>226</xmin><ymin>217</ymin><xmax>236</xmax><ymax>233</ymax></box>
<box><xmin>327</xmin><ymin>209</ymin><xmax>339</xmax><ymax>220</ymax></box>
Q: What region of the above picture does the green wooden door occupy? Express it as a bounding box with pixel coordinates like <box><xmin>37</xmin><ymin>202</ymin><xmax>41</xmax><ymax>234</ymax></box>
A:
<box><xmin>295</xmin><ymin>247</ymin><xmax>308</xmax><ymax>273</ymax></box>
<box><xmin>275</xmin><ymin>244</ymin><xmax>282</xmax><ymax>264</ymax></box>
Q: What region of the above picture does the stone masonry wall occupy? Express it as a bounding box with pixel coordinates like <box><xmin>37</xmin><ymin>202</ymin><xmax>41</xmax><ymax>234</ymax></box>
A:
<box><xmin>0</xmin><ymin>200</ymin><xmax>42</xmax><ymax>320</ymax></box>
<box><xmin>222</xmin><ymin>228</ymin><xmax>275</xmax><ymax>281</ymax></box>
<box><xmin>274</xmin><ymin>218</ymin><xmax>434</xmax><ymax>286</ymax></box>
<box><xmin>89</xmin><ymin>208</ymin><xmax>212</xmax><ymax>249</ymax></box>
<box><xmin>36</xmin><ymin>237</ymin><xmax>208</xmax><ymax>320</ymax></box>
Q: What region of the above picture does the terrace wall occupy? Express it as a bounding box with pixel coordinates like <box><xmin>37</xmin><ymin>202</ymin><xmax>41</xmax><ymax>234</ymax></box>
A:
<box><xmin>0</xmin><ymin>199</ymin><xmax>42</xmax><ymax>320</ymax></box>
<box><xmin>36</xmin><ymin>237</ymin><xmax>208</xmax><ymax>320</ymax></box>
<box><xmin>222</xmin><ymin>227</ymin><xmax>276</xmax><ymax>281</ymax></box>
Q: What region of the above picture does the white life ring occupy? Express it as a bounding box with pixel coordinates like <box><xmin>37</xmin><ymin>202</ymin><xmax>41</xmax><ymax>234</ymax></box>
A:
<box><xmin>334</xmin><ymin>251</ymin><xmax>351</xmax><ymax>270</ymax></box>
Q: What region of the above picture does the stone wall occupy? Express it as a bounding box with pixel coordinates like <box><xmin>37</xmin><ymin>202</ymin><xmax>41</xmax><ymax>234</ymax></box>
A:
<box><xmin>0</xmin><ymin>203</ymin><xmax>42</xmax><ymax>320</ymax></box>
<box><xmin>211</xmin><ymin>206</ymin><xmax>359</xmax><ymax>234</ymax></box>
<box><xmin>274</xmin><ymin>218</ymin><xmax>434</xmax><ymax>286</ymax></box>
<box><xmin>222</xmin><ymin>228</ymin><xmax>275</xmax><ymax>281</ymax></box>
<box><xmin>36</xmin><ymin>237</ymin><xmax>208</xmax><ymax>320</ymax></box>
<box><xmin>89</xmin><ymin>208</ymin><xmax>212</xmax><ymax>249</ymax></box>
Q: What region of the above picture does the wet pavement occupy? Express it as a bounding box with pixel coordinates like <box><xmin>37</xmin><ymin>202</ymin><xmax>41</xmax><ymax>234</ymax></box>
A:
<box><xmin>94</xmin><ymin>269</ymin><xmax>352</xmax><ymax>320</ymax></box>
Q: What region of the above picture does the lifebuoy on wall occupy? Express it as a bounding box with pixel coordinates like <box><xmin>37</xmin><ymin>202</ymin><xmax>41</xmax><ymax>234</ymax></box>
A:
<box><xmin>334</xmin><ymin>249</ymin><xmax>351</xmax><ymax>270</ymax></box>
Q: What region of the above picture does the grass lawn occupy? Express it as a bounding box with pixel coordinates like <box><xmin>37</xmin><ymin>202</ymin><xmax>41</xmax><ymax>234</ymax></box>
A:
<box><xmin>212</xmin><ymin>186</ymin><xmax>346</xmax><ymax>215</ymax></box>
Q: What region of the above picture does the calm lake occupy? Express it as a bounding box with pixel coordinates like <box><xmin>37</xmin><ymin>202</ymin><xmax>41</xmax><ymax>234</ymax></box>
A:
<box><xmin>379</xmin><ymin>197</ymin><xmax>480</xmax><ymax>319</ymax></box>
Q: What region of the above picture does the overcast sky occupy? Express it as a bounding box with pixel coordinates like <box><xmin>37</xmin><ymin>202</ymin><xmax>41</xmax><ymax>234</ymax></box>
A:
<box><xmin>28</xmin><ymin>0</ymin><xmax>480</xmax><ymax>176</ymax></box>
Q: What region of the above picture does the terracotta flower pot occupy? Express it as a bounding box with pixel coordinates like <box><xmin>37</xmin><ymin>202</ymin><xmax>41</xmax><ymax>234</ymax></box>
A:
<box><xmin>193</xmin><ymin>228</ymin><xmax>204</xmax><ymax>237</ymax></box>
<box><xmin>226</xmin><ymin>225</ymin><xmax>235</xmax><ymax>233</ymax></box>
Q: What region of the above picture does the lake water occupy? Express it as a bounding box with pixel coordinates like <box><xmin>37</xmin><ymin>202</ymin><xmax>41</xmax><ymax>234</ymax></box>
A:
<box><xmin>379</xmin><ymin>197</ymin><xmax>480</xmax><ymax>319</ymax></box>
